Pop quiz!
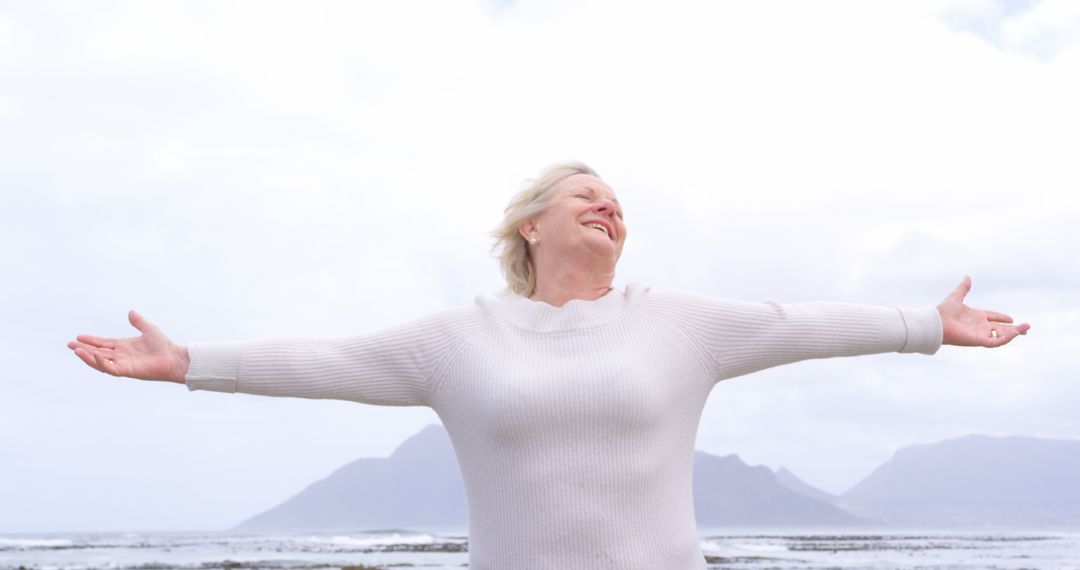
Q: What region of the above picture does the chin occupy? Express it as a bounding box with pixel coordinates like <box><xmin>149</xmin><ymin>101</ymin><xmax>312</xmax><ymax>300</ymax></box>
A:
<box><xmin>592</xmin><ymin>248</ymin><xmax>621</xmax><ymax>264</ymax></box>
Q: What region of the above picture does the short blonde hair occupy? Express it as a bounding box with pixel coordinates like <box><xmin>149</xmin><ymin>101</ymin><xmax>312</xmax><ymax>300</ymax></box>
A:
<box><xmin>492</xmin><ymin>161</ymin><xmax>599</xmax><ymax>296</ymax></box>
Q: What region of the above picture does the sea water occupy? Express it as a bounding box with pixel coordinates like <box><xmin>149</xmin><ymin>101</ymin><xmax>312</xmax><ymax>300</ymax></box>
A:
<box><xmin>2</xmin><ymin>528</ymin><xmax>1079</xmax><ymax>569</ymax></box>
<box><xmin>699</xmin><ymin>528</ymin><xmax>1080</xmax><ymax>569</ymax></box>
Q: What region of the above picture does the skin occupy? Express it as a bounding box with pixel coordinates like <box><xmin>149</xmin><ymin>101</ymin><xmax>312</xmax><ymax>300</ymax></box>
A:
<box><xmin>937</xmin><ymin>275</ymin><xmax>1030</xmax><ymax>347</ymax></box>
<box><xmin>69</xmin><ymin>310</ymin><xmax>190</xmax><ymax>384</ymax></box>
<box><xmin>67</xmin><ymin>174</ymin><xmax>1030</xmax><ymax>383</ymax></box>
<box><xmin>520</xmin><ymin>174</ymin><xmax>627</xmax><ymax>308</ymax></box>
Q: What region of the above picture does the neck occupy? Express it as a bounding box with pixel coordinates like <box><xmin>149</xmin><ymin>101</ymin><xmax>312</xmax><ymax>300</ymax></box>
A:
<box><xmin>529</xmin><ymin>258</ymin><xmax>615</xmax><ymax>307</ymax></box>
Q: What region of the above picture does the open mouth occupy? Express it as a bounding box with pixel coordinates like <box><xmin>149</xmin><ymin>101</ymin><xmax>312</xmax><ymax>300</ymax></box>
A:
<box><xmin>584</xmin><ymin>222</ymin><xmax>613</xmax><ymax>240</ymax></box>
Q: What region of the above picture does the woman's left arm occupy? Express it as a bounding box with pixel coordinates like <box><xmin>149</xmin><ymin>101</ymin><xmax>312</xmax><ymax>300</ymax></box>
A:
<box><xmin>937</xmin><ymin>276</ymin><xmax>1030</xmax><ymax>347</ymax></box>
<box><xmin>644</xmin><ymin>276</ymin><xmax>1028</xmax><ymax>384</ymax></box>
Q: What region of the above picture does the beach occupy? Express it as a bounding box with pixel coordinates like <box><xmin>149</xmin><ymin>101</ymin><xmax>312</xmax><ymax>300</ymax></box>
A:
<box><xmin>3</xmin><ymin>528</ymin><xmax>1080</xmax><ymax>569</ymax></box>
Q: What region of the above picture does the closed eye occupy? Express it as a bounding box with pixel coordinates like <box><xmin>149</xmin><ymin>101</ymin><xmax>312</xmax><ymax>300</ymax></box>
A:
<box><xmin>575</xmin><ymin>189</ymin><xmax>624</xmax><ymax>220</ymax></box>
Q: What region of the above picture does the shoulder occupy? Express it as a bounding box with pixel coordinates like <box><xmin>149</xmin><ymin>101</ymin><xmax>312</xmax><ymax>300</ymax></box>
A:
<box><xmin>373</xmin><ymin>302</ymin><xmax>489</xmax><ymax>343</ymax></box>
<box><xmin>630</xmin><ymin>283</ymin><xmax>749</xmax><ymax>313</ymax></box>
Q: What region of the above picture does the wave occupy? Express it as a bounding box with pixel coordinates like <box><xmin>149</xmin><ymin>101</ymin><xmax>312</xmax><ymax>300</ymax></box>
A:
<box><xmin>0</xmin><ymin>538</ymin><xmax>76</xmax><ymax>550</ymax></box>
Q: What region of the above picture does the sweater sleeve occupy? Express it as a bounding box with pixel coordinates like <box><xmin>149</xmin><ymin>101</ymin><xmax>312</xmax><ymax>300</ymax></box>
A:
<box><xmin>645</xmin><ymin>289</ymin><xmax>942</xmax><ymax>383</ymax></box>
<box><xmin>183</xmin><ymin>306</ymin><xmax>480</xmax><ymax>407</ymax></box>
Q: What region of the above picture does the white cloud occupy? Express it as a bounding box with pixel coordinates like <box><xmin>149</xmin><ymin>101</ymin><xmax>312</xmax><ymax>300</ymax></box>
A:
<box><xmin>942</xmin><ymin>0</ymin><xmax>1080</xmax><ymax>59</ymax></box>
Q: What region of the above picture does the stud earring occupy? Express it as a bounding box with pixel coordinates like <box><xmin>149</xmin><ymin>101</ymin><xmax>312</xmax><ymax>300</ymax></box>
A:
<box><xmin>529</xmin><ymin>236</ymin><xmax>538</xmax><ymax>246</ymax></box>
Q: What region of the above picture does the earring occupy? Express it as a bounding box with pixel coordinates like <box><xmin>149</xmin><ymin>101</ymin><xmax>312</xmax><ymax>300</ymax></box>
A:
<box><xmin>529</xmin><ymin>236</ymin><xmax>538</xmax><ymax>246</ymax></box>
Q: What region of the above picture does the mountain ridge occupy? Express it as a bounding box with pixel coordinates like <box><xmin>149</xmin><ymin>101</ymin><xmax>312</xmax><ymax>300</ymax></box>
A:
<box><xmin>840</xmin><ymin>433</ymin><xmax>1080</xmax><ymax>526</ymax></box>
<box><xmin>235</xmin><ymin>426</ymin><xmax>1080</xmax><ymax>531</ymax></box>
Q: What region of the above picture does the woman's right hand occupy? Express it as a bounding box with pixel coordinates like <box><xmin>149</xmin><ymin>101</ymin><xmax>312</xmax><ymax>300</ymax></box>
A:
<box><xmin>67</xmin><ymin>311</ymin><xmax>190</xmax><ymax>383</ymax></box>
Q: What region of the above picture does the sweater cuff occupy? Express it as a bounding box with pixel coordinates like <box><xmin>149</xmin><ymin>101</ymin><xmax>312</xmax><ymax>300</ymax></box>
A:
<box><xmin>184</xmin><ymin>342</ymin><xmax>246</xmax><ymax>393</ymax></box>
<box><xmin>897</xmin><ymin>306</ymin><xmax>943</xmax><ymax>355</ymax></box>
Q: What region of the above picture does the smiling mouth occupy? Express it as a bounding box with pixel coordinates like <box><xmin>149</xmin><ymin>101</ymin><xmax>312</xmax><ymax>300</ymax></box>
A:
<box><xmin>584</xmin><ymin>222</ymin><xmax>613</xmax><ymax>240</ymax></box>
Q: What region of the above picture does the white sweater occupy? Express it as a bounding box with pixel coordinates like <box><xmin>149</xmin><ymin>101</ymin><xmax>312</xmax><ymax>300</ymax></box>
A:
<box><xmin>185</xmin><ymin>283</ymin><xmax>942</xmax><ymax>570</ymax></box>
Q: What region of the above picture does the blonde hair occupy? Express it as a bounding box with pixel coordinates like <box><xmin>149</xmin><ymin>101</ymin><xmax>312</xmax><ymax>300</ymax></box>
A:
<box><xmin>492</xmin><ymin>161</ymin><xmax>599</xmax><ymax>296</ymax></box>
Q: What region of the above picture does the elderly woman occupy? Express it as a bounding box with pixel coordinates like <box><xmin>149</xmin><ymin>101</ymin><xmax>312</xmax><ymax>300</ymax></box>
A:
<box><xmin>68</xmin><ymin>162</ymin><xmax>1029</xmax><ymax>570</ymax></box>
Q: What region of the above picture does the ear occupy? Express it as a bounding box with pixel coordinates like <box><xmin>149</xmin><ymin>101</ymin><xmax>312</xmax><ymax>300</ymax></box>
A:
<box><xmin>518</xmin><ymin>219</ymin><xmax>538</xmax><ymax>241</ymax></box>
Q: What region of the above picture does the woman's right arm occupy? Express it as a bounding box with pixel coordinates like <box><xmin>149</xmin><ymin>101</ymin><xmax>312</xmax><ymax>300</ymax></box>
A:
<box><xmin>69</xmin><ymin>307</ymin><xmax>482</xmax><ymax>407</ymax></box>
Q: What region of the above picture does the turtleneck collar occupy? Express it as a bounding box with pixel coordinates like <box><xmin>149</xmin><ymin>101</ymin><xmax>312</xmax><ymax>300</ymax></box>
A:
<box><xmin>476</xmin><ymin>283</ymin><xmax>646</xmax><ymax>333</ymax></box>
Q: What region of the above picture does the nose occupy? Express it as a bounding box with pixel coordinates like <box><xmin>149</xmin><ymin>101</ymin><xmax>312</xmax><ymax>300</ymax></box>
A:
<box><xmin>593</xmin><ymin>198</ymin><xmax>617</xmax><ymax>218</ymax></box>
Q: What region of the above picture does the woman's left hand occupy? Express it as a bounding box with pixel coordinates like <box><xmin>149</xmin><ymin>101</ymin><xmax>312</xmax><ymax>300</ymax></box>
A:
<box><xmin>937</xmin><ymin>276</ymin><xmax>1030</xmax><ymax>347</ymax></box>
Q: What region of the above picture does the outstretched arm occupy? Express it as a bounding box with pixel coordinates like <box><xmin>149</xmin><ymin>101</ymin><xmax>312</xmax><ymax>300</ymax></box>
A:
<box><xmin>645</xmin><ymin>276</ymin><xmax>1028</xmax><ymax>384</ymax></box>
<box><xmin>67</xmin><ymin>311</ymin><xmax>189</xmax><ymax>383</ymax></box>
<box><xmin>645</xmin><ymin>288</ymin><xmax>943</xmax><ymax>383</ymax></box>
<box><xmin>937</xmin><ymin>276</ymin><xmax>1030</xmax><ymax>347</ymax></box>
<box><xmin>68</xmin><ymin>307</ymin><xmax>481</xmax><ymax>407</ymax></box>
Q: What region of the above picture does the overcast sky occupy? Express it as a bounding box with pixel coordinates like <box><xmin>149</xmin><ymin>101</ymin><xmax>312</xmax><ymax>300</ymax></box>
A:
<box><xmin>1</xmin><ymin>0</ymin><xmax>1078</xmax><ymax>533</ymax></box>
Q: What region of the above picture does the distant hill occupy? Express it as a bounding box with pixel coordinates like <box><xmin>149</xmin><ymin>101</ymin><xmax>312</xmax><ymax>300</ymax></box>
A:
<box><xmin>236</xmin><ymin>424</ymin><xmax>856</xmax><ymax>531</ymax></box>
<box><xmin>775</xmin><ymin>467</ymin><xmax>839</xmax><ymax>505</ymax></box>
<box><xmin>236</xmin><ymin>425</ymin><xmax>466</xmax><ymax>531</ymax></box>
<box><xmin>693</xmin><ymin>453</ymin><xmax>864</xmax><ymax>527</ymax></box>
<box><xmin>840</xmin><ymin>434</ymin><xmax>1080</xmax><ymax>526</ymax></box>
<box><xmin>238</xmin><ymin>428</ymin><xmax>1080</xmax><ymax>531</ymax></box>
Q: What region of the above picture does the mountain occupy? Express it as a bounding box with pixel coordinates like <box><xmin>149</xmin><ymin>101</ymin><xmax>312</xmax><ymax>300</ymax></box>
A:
<box><xmin>693</xmin><ymin>453</ymin><xmax>863</xmax><ymax>527</ymax></box>
<box><xmin>775</xmin><ymin>467</ymin><xmax>839</xmax><ymax>504</ymax></box>
<box><xmin>236</xmin><ymin>425</ymin><xmax>467</xmax><ymax>531</ymax></box>
<box><xmin>236</xmin><ymin>424</ymin><xmax>858</xmax><ymax>531</ymax></box>
<box><xmin>839</xmin><ymin>434</ymin><xmax>1080</xmax><ymax>526</ymax></box>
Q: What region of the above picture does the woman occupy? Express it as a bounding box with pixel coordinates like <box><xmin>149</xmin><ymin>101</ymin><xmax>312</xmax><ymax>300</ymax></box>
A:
<box><xmin>68</xmin><ymin>162</ymin><xmax>1029</xmax><ymax>570</ymax></box>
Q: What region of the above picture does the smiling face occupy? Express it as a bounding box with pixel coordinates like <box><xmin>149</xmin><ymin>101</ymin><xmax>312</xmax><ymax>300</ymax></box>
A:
<box><xmin>521</xmin><ymin>173</ymin><xmax>627</xmax><ymax>264</ymax></box>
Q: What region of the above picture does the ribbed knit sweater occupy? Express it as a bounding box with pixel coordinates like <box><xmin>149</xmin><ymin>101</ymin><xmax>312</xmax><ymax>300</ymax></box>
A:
<box><xmin>185</xmin><ymin>283</ymin><xmax>942</xmax><ymax>569</ymax></box>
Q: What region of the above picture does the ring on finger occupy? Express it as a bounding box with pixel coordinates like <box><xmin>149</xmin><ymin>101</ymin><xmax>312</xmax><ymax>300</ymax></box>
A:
<box><xmin>990</xmin><ymin>329</ymin><xmax>998</xmax><ymax>339</ymax></box>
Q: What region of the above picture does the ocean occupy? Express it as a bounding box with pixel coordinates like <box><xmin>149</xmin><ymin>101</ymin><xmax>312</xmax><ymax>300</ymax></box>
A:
<box><xmin>2</xmin><ymin>528</ymin><xmax>1079</xmax><ymax>569</ymax></box>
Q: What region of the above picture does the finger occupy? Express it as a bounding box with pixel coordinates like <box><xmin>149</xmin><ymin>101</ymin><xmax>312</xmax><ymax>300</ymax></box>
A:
<box><xmin>947</xmin><ymin>276</ymin><xmax>972</xmax><ymax>303</ymax></box>
<box><xmin>91</xmin><ymin>350</ymin><xmax>120</xmax><ymax>376</ymax></box>
<box><xmin>983</xmin><ymin>328</ymin><xmax>1009</xmax><ymax>348</ymax></box>
<box><xmin>985</xmin><ymin>324</ymin><xmax>1029</xmax><ymax>347</ymax></box>
<box><xmin>128</xmin><ymin>310</ymin><xmax>156</xmax><ymax>335</ymax></box>
<box><xmin>1000</xmin><ymin>328</ymin><xmax>1022</xmax><ymax>346</ymax></box>
<box><xmin>984</xmin><ymin>310</ymin><xmax>1014</xmax><ymax>324</ymax></box>
<box><xmin>74</xmin><ymin>335</ymin><xmax>117</xmax><ymax>349</ymax></box>
<box><xmin>75</xmin><ymin>347</ymin><xmax>118</xmax><ymax>374</ymax></box>
<box><xmin>73</xmin><ymin>342</ymin><xmax>116</xmax><ymax>357</ymax></box>
<box><xmin>73</xmin><ymin>347</ymin><xmax>100</xmax><ymax>370</ymax></box>
<box><xmin>68</xmin><ymin>340</ymin><xmax>105</xmax><ymax>352</ymax></box>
